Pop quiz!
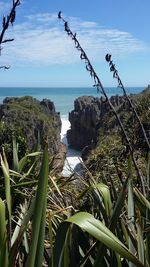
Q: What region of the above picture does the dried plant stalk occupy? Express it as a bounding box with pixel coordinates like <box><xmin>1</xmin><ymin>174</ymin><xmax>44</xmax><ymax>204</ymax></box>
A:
<box><xmin>0</xmin><ymin>0</ymin><xmax>21</xmax><ymax>69</ymax></box>
<box><xmin>58</xmin><ymin>12</ymin><xmax>144</xmax><ymax>191</ymax></box>
<box><xmin>105</xmin><ymin>53</ymin><xmax>150</xmax><ymax>152</ymax></box>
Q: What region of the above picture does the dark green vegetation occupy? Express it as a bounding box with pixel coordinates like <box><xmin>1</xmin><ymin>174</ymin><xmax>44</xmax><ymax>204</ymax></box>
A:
<box><xmin>1</xmin><ymin>3</ymin><xmax>150</xmax><ymax>267</ymax></box>
<box><xmin>1</xmin><ymin>133</ymin><xmax>150</xmax><ymax>266</ymax></box>
<box><xmin>86</xmin><ymin>88</ymin><xmax>150</xmax><ymax>179</ymax></box>
<box><xmin>0</xmin><ymin>96</ymin><xmax>64</xmax><ymax>169</ymax></box>
<box><xmin>1</xmin><ymin>89</ymin><xmax>150</xmax><ymax>267</ymax></box>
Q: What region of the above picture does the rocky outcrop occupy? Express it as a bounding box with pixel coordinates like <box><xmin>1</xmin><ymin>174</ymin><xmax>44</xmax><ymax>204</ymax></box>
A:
<box><xmin>66</xmin><ymin>85</ymin><xmax>150</xmax><ymax>180</ymax></box>
<box><xmin>67</xmin><ymin>95</ymin><xmax>125</xmax><ymax>150</ymax></box>
<box><xmin>68</xmin><ymin>85</ymin><xmax>150</xmax><ymax>157</ymax></box>
<box><xmin>0</xmin><ymin>96</ymin><xmax>66</xmax><ymax>171</ymax></box>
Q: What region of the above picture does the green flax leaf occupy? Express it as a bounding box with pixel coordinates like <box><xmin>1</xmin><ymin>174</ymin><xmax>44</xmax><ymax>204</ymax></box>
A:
<box><xmin>26</xmin><ymin>146</ymin><xmax>49</xmax><ymax>267</ymax></box>
<box><xmin>66</xmin><ymin>212</ymin><xmax>144</xmax><ymax>267</ymax></box>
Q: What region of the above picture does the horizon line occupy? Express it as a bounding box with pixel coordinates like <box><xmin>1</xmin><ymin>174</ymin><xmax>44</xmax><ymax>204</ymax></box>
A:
<box><xmin>0</xmin><ymin>85</ymin><xmax>146</xmax><ymax>89</ymax></box>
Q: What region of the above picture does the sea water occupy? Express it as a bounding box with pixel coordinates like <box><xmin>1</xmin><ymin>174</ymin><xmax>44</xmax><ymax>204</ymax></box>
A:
<box><xmin>0</xmin><ymin>87</ymin><xmax>144</xmax><ymax>115</ymax></box>
<box><xmin>61</xmin><ymin>115</ymin><xmax>82</xmax><ymax>176</ymax></box>
<box><xmin>0</xmin><ymin>87</ymin><xmax>144</xmax><ymax>175</ymax></box>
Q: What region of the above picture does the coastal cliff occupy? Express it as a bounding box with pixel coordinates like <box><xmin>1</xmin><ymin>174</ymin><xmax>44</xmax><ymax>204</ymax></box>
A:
<box><xmin>0</xmin><ymin>96</ymin><xmax>66</xmax><ymax>171</ymax></box>
<box><xmin>67</xmin><ymin>86</ymin><xmax>150</xmax><ymax>175</ymax></box>
<box><xmin>67</xmin><ymin>94</ymin><xmax>125</xmax><ymax>150</ymax></box>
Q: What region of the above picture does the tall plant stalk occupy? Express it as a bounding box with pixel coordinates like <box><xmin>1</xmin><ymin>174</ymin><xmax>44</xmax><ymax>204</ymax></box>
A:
<box><xmin>0</xmin><ymin>0</ymin><xmax>20</xmax><ymax>69</ymax></box>
<box><xmin>58</xmin><ymin>12</ymin><xmax>144</xmax><ymax>191</ymax></box>
<box><xmin>105</xmin><ymin>53</ymin><xmax>150</xmax><ymax>152</ymax></box>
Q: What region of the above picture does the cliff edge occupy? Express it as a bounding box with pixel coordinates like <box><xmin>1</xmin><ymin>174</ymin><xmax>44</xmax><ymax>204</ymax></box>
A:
<box><xmin>67</xmin><ymin>86</ymin><xmax>150</xmax><ymax>175</ymax></box>
<box><xmin>0</xmin><ymin>96</ymin><xmax>66</xmax><ymax>171</ymax></box>
<box><xmin>67</xmin><ymin>94</ymin><xmax>125</xmax><ymax>150</ymax></box>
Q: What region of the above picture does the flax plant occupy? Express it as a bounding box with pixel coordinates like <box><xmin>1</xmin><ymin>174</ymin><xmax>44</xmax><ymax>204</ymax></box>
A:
<box><xmin>55</xmin><ymin>12</ymin><xmax>150</xmax><ymax>266</ymax></box>
<box><xmin>50</xmin><ymin>157</ymin><xmax>150</xmax><ymax>266</ymax></box>
<box><xmin>0</xmin><ymin>137</ymin><xmax>49</xmax><ymax>266</ymax></box>
<box><xmin>58</xmin><ymin>12</ymin><xmax>143</xmax><ymax>191</ymax></box>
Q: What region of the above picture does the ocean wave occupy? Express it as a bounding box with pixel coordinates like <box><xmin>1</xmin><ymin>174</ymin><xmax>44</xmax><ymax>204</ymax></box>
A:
<box><xmin>61</xmin><ymin>116</ymin><xmax>82</xmax><ymax>176</ymax></box>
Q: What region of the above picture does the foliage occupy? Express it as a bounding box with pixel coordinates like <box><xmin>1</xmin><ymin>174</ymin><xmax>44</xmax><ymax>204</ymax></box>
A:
<box><xmin>1</xmin><ymin>140</ymin><xmax>150</xmax><ymax>266</ymax></box>
<box><xmin>52</xmin><ymin>13</ymin><xmax>150</xmax><ymax>267</ymax></box>
<box><xmin>0</xmin><ymin>96</ymin><xmax>61</xmax><ymax>167</ymax></box>
<box><xmin>85</xmin><ymin>89</ymin><xmax>150</xmax><ymax>182</ymax></box>
<box><xmin>48</xmin><ymin>157</ymin><xmax>150</xmax><ymax>267</ymax></box>
<box><xmin>0</xmin><ymin>136</ymin><xmax>74</xmax><ymax>266</ymax></box>
<box><xmin>58</xmin><ymin>12</ymin><xmax>147</xmax><ymax>191</ymax></box>
<box><xmin>1</xmin><ymin>4</ymin><xmax>150</xmax><ymax>267</ymax></box>
<box><xmin>0</xmin><ymin>138</ymin><xmax>48</xmax><ymax>267</ymax></box>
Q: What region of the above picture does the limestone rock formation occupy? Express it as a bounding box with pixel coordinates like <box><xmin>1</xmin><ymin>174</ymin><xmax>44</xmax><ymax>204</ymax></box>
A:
<box><xmin>67</xmin><ymin>95</ymin><xmax>125</xmax><ymax>151</ymax></box>
<box><xmin>67</xmin><ymin>86</ymin><xmax>150</xmax><ymax>168</ymax></box>
<box><xmin>0</xmin><ymin>96</ymin><xmax>66</xmax><ymax>171</ymax></box>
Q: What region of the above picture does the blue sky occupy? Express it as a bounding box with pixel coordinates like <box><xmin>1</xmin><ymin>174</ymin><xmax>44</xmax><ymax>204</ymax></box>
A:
<box><xmin>0</xmin><ymin>0</ymin><xmax>150</xmax><ymax>87</ymax></box>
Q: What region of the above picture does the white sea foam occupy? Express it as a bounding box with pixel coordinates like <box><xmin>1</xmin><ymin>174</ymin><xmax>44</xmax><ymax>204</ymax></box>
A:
<box><xmin>60</xmin><ymin>115</ymin><xmax>71</xmax><ymax>146</ymax></box>
<box><xmin>61</xmin><ymin>116</ymin><xmax>82</xmax><ymax>176</ymax></box>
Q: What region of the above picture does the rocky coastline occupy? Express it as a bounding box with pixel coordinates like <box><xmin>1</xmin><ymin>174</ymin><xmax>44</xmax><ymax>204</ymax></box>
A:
<box><xmin>67</xmin><ymin>86</ymin><xmax>150</xmax><ymax>169</ymax></box>
<box><xmin>1</xmin><ymin>86</ymin><xmax>150</xmax><ymax>175</ymax></box>
<box><xmin>0</xmin><ymin>96</ymin><xmax>66</xmax><ymax>172</ymax></box>
<box><xmin>67</xmin><ymin>94</ymin><xmax>126</xmax><ymax>150</ymax></box>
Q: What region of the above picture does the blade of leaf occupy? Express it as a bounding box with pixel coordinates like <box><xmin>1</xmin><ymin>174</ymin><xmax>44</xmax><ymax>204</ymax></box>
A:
<box><xmin>66</xmin><ymin>212</ymin><xmax>144</xmax><ymax>267</ymax></box>
<box><xmin>0</xmin><ymin>154</ymin><xmax>11</xmax><ymax>237</ymax></box>
<box><xmin>12</xmin><ymin>137</ymin><xmax>19</xmax><ymax>172</ymax></box>
<box><xmin>110</xmin><ymin>177</ymin><xmax>128</xmax><ymax>231</ymax></box>
<box><xmin>25</xmin><ymin>146</ymin><xmax>49</xmax><ymax>267</ymax></box>
<box><xmin>18</xmin><ymin>152</ymin><xmax>42</xmax><ymax>172</ymax></box>
<box><xmin>137</xmin><ymin>220</ymin><xmax>145</xmax><ymax>265</ymax></box>
<box><xmin>50</xmin><ymin>222</ymin><xmax>70</xmax><ymax>267</ymax></box>
<box><xmin>128</xmin><ymin>157</ymin><xmax>136</xmax><ymax>267</ymax></box>
<box><xmin>0</xmin><ymin>199</ymin><xmax>8</xmax><ymax>267</ymax></box>
<box><xmin>35</xmin><ymin>175</ymin><xmax>48</xmax><ymax>267</ymax></box>
<box><xmin>146</xmin><ymin>155</ymin><xmax>150</xmax><ymax>265</ymax></box>
<box><xmin>10</xmin><ymin>197</ymin><xmax>36</xmax><ymax>267</ymax></box>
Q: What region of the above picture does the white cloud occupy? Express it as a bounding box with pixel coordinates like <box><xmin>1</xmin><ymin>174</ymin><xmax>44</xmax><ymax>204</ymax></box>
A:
<box><xmin>25</xmin><ymin>13</ymin><xmax>58</xmax><ymax>24</ymax></box>
<box><xmin>0</xmin><ymin>12</ymin><xmax>147</xmax><ymax>67</ymax></box>
<box><xmin>0</xmin><ymin>1</ymin><xmax>11</xmax><ymax>16</ymax></box>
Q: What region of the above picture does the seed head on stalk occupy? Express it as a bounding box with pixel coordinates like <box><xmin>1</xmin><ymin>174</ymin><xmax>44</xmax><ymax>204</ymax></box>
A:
<box><xmin>105</xmin><ymin>53</ymin><xmax>150</xmax><ymax>152</ymax></box>
<box><xmin>58</xmin><ymin>11</ymin><xmax>104</xmax><ymax>94</ymax></box>
<box><xmin>58</xmin><ymin>12</ymin><xmax>145</xmax><ymax>193</ymax></box>
<box><xmin>0</xmin><ymin>0</ymin><xmax>21</xmax><ymax>68</ymax></box>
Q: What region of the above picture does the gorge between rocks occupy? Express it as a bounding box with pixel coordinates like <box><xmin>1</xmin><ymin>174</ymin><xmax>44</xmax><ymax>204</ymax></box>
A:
<box><xmin>61</xmin><ymin>116</ymin><xmax>82</xmax><ymax>176</ymax></box>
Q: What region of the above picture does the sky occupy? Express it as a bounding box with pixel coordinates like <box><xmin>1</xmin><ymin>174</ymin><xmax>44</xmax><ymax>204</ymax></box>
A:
<box><xmin>0</xmin><ymin>0</ymin><xmax>150</xmax><ymax>87</ymax></box>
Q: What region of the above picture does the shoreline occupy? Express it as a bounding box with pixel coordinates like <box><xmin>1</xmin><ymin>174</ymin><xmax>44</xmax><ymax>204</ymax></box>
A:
<box><xmin>61</xmin><ymin>116</ymin><xmax>82</xmax><ymax>176</ymax></box>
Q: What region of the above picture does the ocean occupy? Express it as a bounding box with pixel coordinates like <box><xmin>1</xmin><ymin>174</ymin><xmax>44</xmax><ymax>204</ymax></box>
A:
<box><xmin>0</xmin><ymin>87</ymin><xmax>144</xmax><ymax>116</ymax></box>
<box><xmin>0</xmin><ymin>86</ymin><xmax>144</xmax><ymax>176</ymax></box>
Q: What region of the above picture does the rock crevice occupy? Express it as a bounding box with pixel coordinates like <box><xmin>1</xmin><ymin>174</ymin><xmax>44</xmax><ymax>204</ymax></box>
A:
<box><xmin>67</xmin><ymin>95</ymin><xmax>125</xmax><ymax>150</ymax></box>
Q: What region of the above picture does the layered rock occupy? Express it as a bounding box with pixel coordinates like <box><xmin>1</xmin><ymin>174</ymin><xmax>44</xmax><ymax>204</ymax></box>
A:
<box><xmin>67</xmin><ymin>95</ymin><xmax>125</xmax><ymax>150</ymax></box>
<box><xmin>67</xmin><ymin>86</ymin><xmax>150</xmax><ymax>173</ymax></box>
<box><xmin>0</xmin><ymin>96</ymin><xmax>66</xmax><ymax>171</ymax></box>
